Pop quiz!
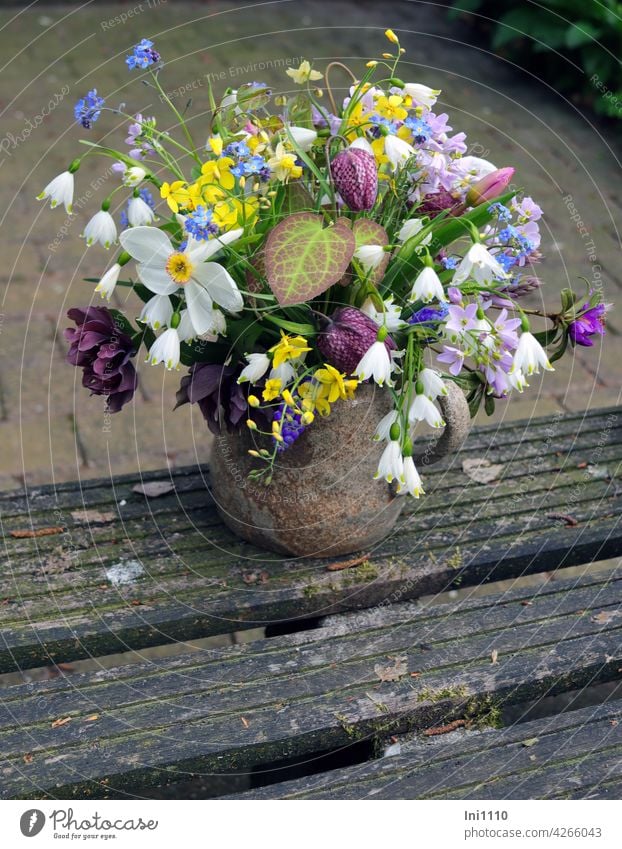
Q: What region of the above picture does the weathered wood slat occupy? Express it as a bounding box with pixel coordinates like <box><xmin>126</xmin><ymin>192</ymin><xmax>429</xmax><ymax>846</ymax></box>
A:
<box><xmin>233</xmin><ymin>699</ymin><xmax>622</xmax><ymax>799</ymax></box>
<box><xmin>1</xmin><ymin>569</ymin><xmax>622</xmax><ymax>799</ymax></box>
<box><xmin>0</xmin><ymin>407</ymin><xmax>620</xmax><ymax>672</ymax></box>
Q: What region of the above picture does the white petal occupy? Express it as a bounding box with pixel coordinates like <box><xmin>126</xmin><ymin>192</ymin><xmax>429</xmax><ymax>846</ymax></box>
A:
<box><xmin>192</xmin><ymin>262</ymin><xmax>243</xmax><ymax>313</ymax></box>
<box><xmin>187</xmin><ymin>227</ymin><xmax>244</xmax><ymax>263</ymax></box>
<box><xmin>139</xmin><ymin>295</ymin><xmax>173</xmax><ymax>330</ymax></box>
<box><xmin>119</xmin><ymin>226</ymin><xmax>172</xmax><ymax>264</ymax></box>
<box><xmin>185</xmin><ymin>281</ymin><xmax>217</xmax><ymax>336</ymax></box>
<box><xmin>136</xmin><ymin>263</ymin><xmax>178</xmax><ymax>295</ymax></box>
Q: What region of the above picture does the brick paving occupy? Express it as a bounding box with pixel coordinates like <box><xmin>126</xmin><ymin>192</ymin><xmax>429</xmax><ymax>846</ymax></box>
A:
<box><xmin>0</xmin><ymin>1</ymin><xmax>620</xmax><ymax>490</ymax></box>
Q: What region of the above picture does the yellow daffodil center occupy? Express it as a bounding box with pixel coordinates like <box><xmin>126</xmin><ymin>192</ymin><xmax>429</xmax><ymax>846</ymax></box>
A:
<box><xmin>165</xmin><ymin>252</ymin><xmax>194</xmax><ymax>285</ymax></box>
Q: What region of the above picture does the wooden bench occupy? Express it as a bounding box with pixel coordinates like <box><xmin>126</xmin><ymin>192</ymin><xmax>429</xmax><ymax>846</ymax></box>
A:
<box><xmin>1</xmin><ymin>405</ymin><xmax>621</xmax><ymax>799</ymax></box>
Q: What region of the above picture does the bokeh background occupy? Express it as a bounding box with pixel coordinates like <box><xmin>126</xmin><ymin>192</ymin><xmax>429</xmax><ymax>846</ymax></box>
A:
<box><xmin>1</xmin><ymin>0</ymin><xmax>620</xmax><ymax>491</ymax></box>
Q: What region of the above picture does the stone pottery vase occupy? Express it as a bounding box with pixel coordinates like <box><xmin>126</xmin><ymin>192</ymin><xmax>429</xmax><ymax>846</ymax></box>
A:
<box><xmin>210</xmin><ymin>381</ymin><xmax>471</xmax><ymax>558</ymax></box>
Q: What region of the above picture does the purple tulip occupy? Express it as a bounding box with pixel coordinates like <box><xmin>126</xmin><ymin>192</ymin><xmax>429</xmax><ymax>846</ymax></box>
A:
<box><xmin>331</xmin><ymin>147</ymin><xmax>378</xmax><ymax>212</ymax></box>
<box><xmin>317</xmin><ymin>307</ymin><xmax>396</xmax><ymax>374</ymax></box>
<box><xmin>64</xmin><ymin>306</ymin><xmax>137</xmax><ymax>412</ymax></box>
<box><xmin>466</xmin><ymin>167</ymin><xmax>515</xmax><ymax>207</ymax></box>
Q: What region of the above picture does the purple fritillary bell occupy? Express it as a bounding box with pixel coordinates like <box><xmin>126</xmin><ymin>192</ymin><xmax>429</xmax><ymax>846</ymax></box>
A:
<box><xmin>330</xmin><ymin>147</ymin><xmax>378</xmax><ymax>212</ymax></box>
<box><xmin>317</xmin><ymin>306</ymin><xmax>396</xmax><ymax>375</ymax></box>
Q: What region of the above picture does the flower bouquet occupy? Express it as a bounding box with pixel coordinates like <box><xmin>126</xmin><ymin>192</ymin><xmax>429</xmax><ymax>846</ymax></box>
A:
<box><xmin>40</xmin><ymin>31</ymin><xmax>608</xmax><ymax>556</ymax></box>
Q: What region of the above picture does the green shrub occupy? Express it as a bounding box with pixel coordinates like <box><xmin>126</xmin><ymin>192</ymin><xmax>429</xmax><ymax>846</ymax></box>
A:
<box><xmin>450</xmin><ymin>0</ymin><xmax>622</xmax><ymax>119</ymax></box>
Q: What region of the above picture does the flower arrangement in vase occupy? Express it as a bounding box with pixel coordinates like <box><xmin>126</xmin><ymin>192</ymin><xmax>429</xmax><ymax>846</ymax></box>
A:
<box><xmin>39</xmin><ymin>31</ymin><xmax>609</xmax><ymax>556</ymax></box>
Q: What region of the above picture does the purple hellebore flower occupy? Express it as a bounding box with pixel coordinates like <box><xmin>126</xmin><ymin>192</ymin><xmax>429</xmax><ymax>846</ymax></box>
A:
<box><xmin>174</xmin><ymin>362</ymin><xmax>248</xmax><ymax>434</ymax></box>
<box><xmin>64</xmin><ymin>306</ymin><xmax>138</xmax><ymax>413</ymax></box>
<box><xmin>568</xmin><ymin>302</ymin><xmax>608</xmax><ymax>347</ymax></box>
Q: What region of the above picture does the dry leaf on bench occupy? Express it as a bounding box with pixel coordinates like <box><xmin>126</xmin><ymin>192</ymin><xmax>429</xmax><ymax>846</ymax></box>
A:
<box><xmin>71</xmin><ymin>509</ymin><xmax>116</xmax><ymax>524</ymax></box>
<box><xmin>374</xmin><ymin>655</ymin><xmax>408</xmax><ymax>682</ymax></box>
<box><xmin>132</xmin><ymin>481</ymin><xmax>175</xmax><ymax>498</ymax></box>
<box><xmin>462</xmin><ymin>458</ymin><xmax>503</xmax><ymax>485</ymax></box>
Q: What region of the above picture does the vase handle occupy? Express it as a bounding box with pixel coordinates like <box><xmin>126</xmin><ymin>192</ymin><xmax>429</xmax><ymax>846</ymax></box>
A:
<box><xmin>412</xmin><ymin>380</ymin><xmax>471</xmax><ymax>468</ymax></box>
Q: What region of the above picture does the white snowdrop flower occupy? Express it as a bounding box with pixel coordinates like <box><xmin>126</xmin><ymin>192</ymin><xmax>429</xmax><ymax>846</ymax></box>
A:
<box><xmin>123</xmin><ymin>166</ymin><xmax>147</xmax><ymax>187</ymax></box>
<box><xmin>410</xmin><ymin>266</ymin><xmax>446</xmax><ymax>304</ymax></box>
<box><xmin>408</xmin><ymin>393</ymin><xmax>445</xmax><ymax>428</ymax></box>
<box><xmin>403</xmin><ymin>83</ymin><xmax>441</xmax><ymax>110</ymax></box>
<box><xmin>397</xmin><ymin>218</ymin><xmax>432</xmax><ymax>247</ymax></box>
<box><xmin>453</xmin><ymin>242</ymin><xmax>509</xmax><ymax>285</ymax></box>
<box><xmin>349</xmin><ymin>136</ymin><xmax>374</xmax><ymax>155</ymax></box>
<box><xmin>396</xmin><ymin>455</ymin><xmax>424</xmax><ymax>497</ymax></box>
<box><xmin>288</xmin><ymin>125</ymin><xmax>318</xmax><ymax>152</ymax></box>
<box><xmin>270</xmin><ymin>360</ymin><xmax>296</xmax><ymax>384</ymax></box>
<box><xmin>238</xmin><ymin>352</ymin><xmax>271</xmax><ymax>384</ymax></box>
<box><xmin>148</xmin><ymin>327</ymin><xmax>181</xmax><ymax>370</ymax></box>
<box><xmin>127</xmin><ymin>196</ymin><xmax>155</xmax><ymax>227</ymax></box>
<box><xmin>374</xmin><ymin>440</ymin><xmax>404</xmax><ymax>485</ymax></box>
<box><xmin>94</xmin><ymin>262</ymin><xmax>122</xmax><ymax>301</ymax></box>
<box><xmin>373</xmin><ymin>410</ymin><xmax>398</xmax><ymax>442</ymax></box>
<box><xmin>119</xmin><ymin>225</ymin><xmax>243</xmax><ymax>337</ymax></box>
<box><xmin>508</xmin><ymin>368</ymin><xmax>528</xmax><ymax>393</ymax></box>
<box><xmin>355</xmin><ymin>341</ymin><xmax>393</xmax><ymax>386</ymax></box>
<box><xmin>37</xmin><ymin>170</ymin><xmax>74</xmax><ymax>213</ymax></box>
<box><xmin>354</xmin><ymin>244</ymin><xmax>386</xmax><ymax>271</ymax></box>
<box><xmin>459</xmin><ymin>156</ymin><xmax>497</xmax><ymax>180</ymax></box>
<box><xmin>384</xmin><ymin>135</ymin><xmax>416</xmax><ymax>170</ymax></box>
<box><xmin>419</xmin><ymin>368</ymin><xmax>448</xmax><ymax>400</ymax></box>
<box><xmin>361</xmin><ymin>296</ymin><xmax>405</xmax><ymax>332</ymax></box>
<box><xmin>82</xmin><ymin>209</ymin><xmax>117</xmax><ymax>248</ymax></box>
<box><xmin>139</xmin><ymin>295</ymin><xmax>173</xmax><ymax>330</ymax></box>
<box><xmin>512</xmin><ymin>331</ymin><xmax>554</xmax><ymax>376</ymax></box>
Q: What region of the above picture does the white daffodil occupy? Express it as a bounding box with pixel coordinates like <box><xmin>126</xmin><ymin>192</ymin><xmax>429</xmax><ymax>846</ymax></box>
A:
<box><xmin>512</xmin><ymin>331</ymin><xmax>554</xmax><ymax>376</ymax></box>
<box><xmin>350</xmin><ymin>137</ymin><xmax>374</xmax><ymax>155</ymax></box>
<box><xmin>286</xmin><ymin>60</ymin><xmax>322</xmax><ymax>85</ymax></box>
<box><xmin>288</xmin><ymin>126</ymin><xmax>317</xmax><ymax>152</ymax></box>
<box><xmin>139</xmin><ymin>294</ymin><xmax>173</xmax><ymax>330</ymax></box>
<box><xmin>403</xmin><ymin>83</ymin><xmax>441</xmax><ymax>110</ymax></box>
<box><xmin>123</xmin><ymin>166</ymin><xmax>147</xmax><ymax>187</ymax></box>
<box><xmin>37</xmin><ymin>170</ymin><xmax>74</xmax><ymax>213</ymax></box>
<box><xmin>408</xmin><ymin>392</ymin><xmax>445</xmax><ymax>428</ymax></box>
<box><xmin>410</xmin><ymin>266</ymin><xmax>446</xmax><ymax>303</ymax></box>
<box><xmin>384</xmin><ymin>135</ymin><xmax>416</xmax><ymax>170</ymax></box>
<box><xmin>374</xmin><ymin>440</ymin><xmax>404</xmax><ymax>485</ymax></box>
<box><xmin>354</xmin><ymin>244</ymin><xmax>385</xmax><ymax>271</ymax></box>
<box><xmin>239</xmin><ymin>352</ymin><xmax>271</xmax><ymax>384</ymax></box>
<box><xmin>119</xmin><ymin>226</ymin><xmax>243</xmax><ymax>337</ymax></box>
<box><xmin>177</xmin><ymin>309</ymin><xmax>196</xmax><ymax>342</ymax></box>
<box><xmin>419</xmin><ymin>368</ymin><xmax>448</xmax><ymax>400</ymax></box>
<box><xmin>397</xmin><ymin>455</ymin><xmax>424</xmax><ymax>497</ymax></box>
<box><xmin>373</xmin><ymin>409</ymin><xmax>398</xmax><ymax>442</ymax></box>
<box><xmin>453</xmin><ymin>242</ymin><xmax>508</xmax><ymax>285</ymax></box>
<box><xmin>82</xmin><ymin>209</ymin><xmax>117</xmax><ymax>248</ymax></box>
<box><xmin>398</xmin><ymin>218</ymin><xmax>432</xmax><ymax>246</ymax></box>
<box><xmin>127</xmin><ymin>196</ymin><xmax>155</xmax><ymax>226</ymax></box>
<box><xmin>355</xmin><ymin>341</ymin><xmax>393</xmax><ymax>386</ymax></box>
<box><xmin>94</xmin><ymin>262</ymin><xmax>121</xmax><ymax>301</ymax></box>
<box><xmin>148</xmin><ymin>327</ymin><xmax>181</xmax><ymax>370</ymax></box>
<box><xmin>361</xmin><ymin>296</ymin><xmax>405</xmax><ymax>332</ymax></box>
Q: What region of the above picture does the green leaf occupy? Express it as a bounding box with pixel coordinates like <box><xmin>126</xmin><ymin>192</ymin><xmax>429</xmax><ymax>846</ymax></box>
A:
<box><xmin>565</xmin><ymin>22</ymin><xmax>601</xmax><ymax>49</ymax></box>
<box><xmin>108</xmin><ymin>309</ymin><xmax>136</xmax><ymax>338</ymax></box>
<box><xmin>264</xmin><ymin>314</ymin><xmax>316</xmax><ymax>335</ymax></box>
<box><xmin>560</xmin><ymin>287</ymin><xmax>579</xmax><ymax>313</ymax></box>
<box><xmin>484</xmin><ymin>393</ymin><xmax>496</xmax><ymax>416</ymax></box>
<box><xmin>265</xmin><ymin>212</ymin><xmax>356</xmax><ymax>306</ymax></box>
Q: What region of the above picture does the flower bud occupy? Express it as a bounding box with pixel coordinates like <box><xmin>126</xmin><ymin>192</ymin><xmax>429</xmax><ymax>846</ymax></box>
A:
<box><xmin>330</xmin><ymin>146</ymin><xmax>378</xmax><ymax>212</ymax></box>
<box><xmin>466</xmin><ymin>167</ymin><xmax>515</xmax><ymax>207</ymax></box>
